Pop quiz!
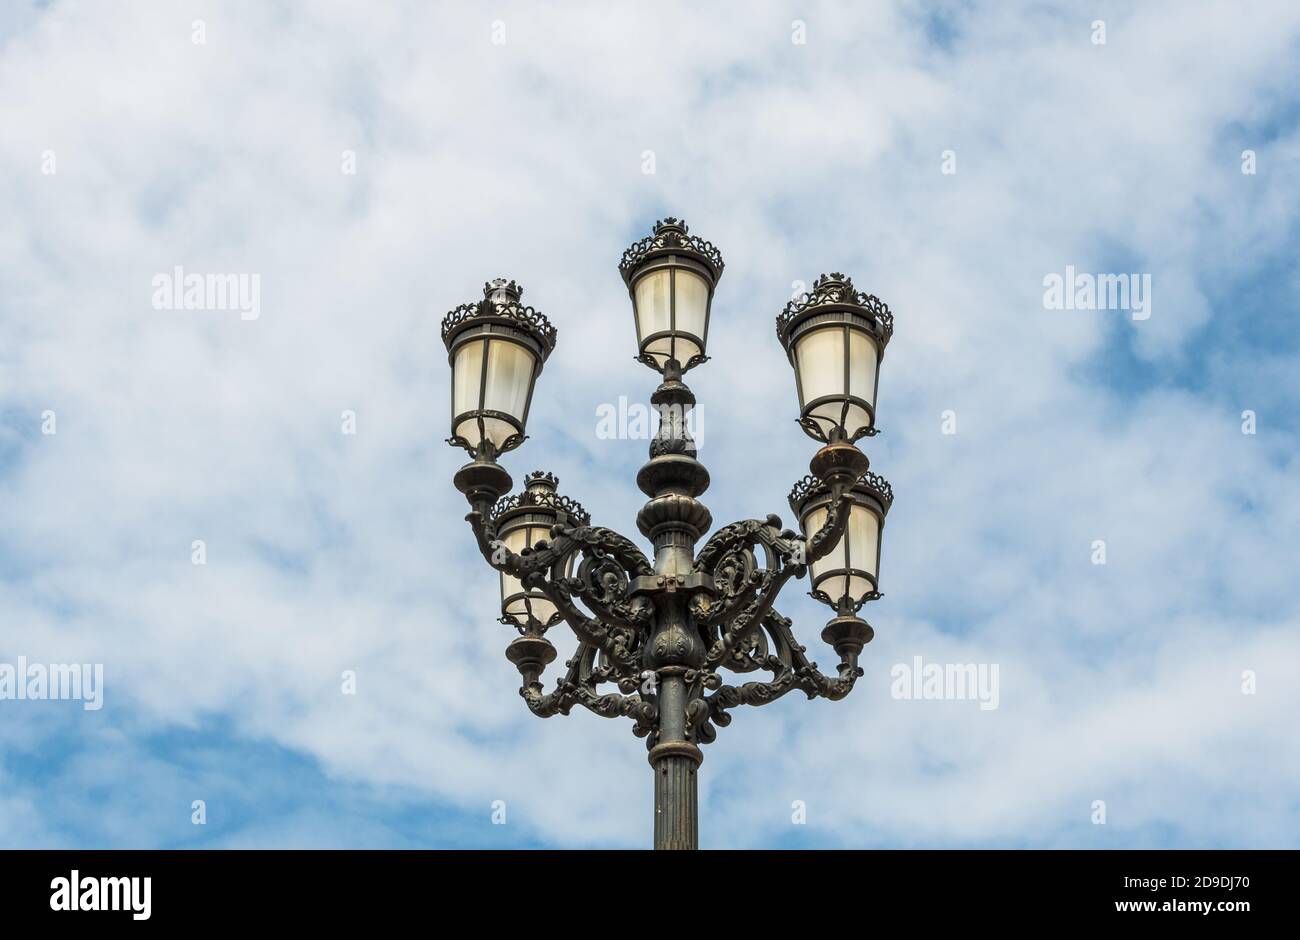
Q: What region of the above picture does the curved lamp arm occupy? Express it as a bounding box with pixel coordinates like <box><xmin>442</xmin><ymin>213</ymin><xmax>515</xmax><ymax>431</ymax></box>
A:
<box><xmin>703</xmin><ymin>609</ymin><xmax>860</xmax><ymax>736</ymax></box>
<box><xmin>698</xmin><ymin>482</ymin><xmax>853</xmax><ymax>668</ymax></box>
<box><xmin>548</xmin><ymin>526</ymin><xmax>655</xmax><ymax>632</ymax></box>
<box><xmin>520</xmin><ymin>643</ymin><xmax>659</xmax><ymax>737</ymax></box>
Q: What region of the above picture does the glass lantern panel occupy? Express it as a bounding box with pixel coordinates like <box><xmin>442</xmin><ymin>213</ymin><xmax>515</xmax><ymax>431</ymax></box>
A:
<box><xmin>482</xmin><ymin>339</ymin><xmax>536</xmax><ymax>424</ymax></box>
<box><xmin>806</xmin><ymin>401</ymin><xmax>872</xmax><ymax>438</ymax></box>
<box><xmin>673</xmin><ymin>269</ymin><xmax>710</xmax><ymax>344</ymax></box>
<box><xmin>795</xmin><ymin>327</ymin><xmax>846</xmax><ymax>408</ymax></box>
<box><xmin>452</xmin><ymin>338</ymin><xmax>485</xmax><ymax>418</ymax></box>
<box><xmin>847</xmin><ymin>504</ymin><xmax>881</xmax><ymax>589</ymax></box>
<box><xmin>646</xmin><ymin>334</ymin><xmax>702</xmax><ymax>367</ymax></box>
<box><xmin>523</xmin><ymin>596</ymin><xmax>558</xmax><ymax>623</ymax></box>
<box><xmin>455</xmin><ymin>415</ymin><xmax>518</xmax><ymax>450</ymax></box>
<box><xmin>634</xmin><ymin>270</ymin><xmax>672</xmax><ymax>343</ymax></box>
<box><xmin>848</xmin><ymin>330</ymin><xmax>879</xmax><ymax>411</ymax></box>
<box><xmin>499</xmin><ymin>526</ymin><xmax>529</xmax><ymax>611</ymax></box>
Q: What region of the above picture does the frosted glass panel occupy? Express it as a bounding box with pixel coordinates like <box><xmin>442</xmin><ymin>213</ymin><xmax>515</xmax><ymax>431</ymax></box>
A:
<box><xmin>847</xmin><ymin>505</ymin><xmax>880</xmax><ymax>583</ymax></box>
<box><xmin>795</xmin><ymin>328</ymin><xmax>845</xmax><ymax>407</ymax></box>
<box><xmin>848</xmin><ymin>331</ymin><xmax>878</xmax><ymax>409</ymax></box>
<box><xmin>646</xmin><ymin>335</ymin><xmax>701</xmax><ymax>367</ymax></box>
<box><xmin>523</xmin><ymin>597</ymin><xmax>558</xmax><ymax>623</ymax></box>
<box><xmin>483</xmin><ymin>340</ymin><xmax>535</xmax><ymax>423</ymax></box>
<box><xmin>456</xmin><ymin>415</ymin><xmax>517</xmax><ymax>450</ymax></box>
<box><xmin>452</xmin><ymin>339</ymin><xmax>485</xmax><ymax>417</ymax></box>
<box><xmin>499</xmin><ymin>527</ymin><xmax>529</xmax><ymax>609</ymax></box>
<box><xmin>634</xmin><ymin>270</ymin><xmax>672</xmax><ymax>342</ymax></box>
<box><xmin>673</xmin><ymin>270</ymin><xmax>710</xmax><ymax>341</ymax></box>
<box><xmin>807</xmin><ymin>401</ymin><xmax>871</xmax><ymax>438</ymax></box>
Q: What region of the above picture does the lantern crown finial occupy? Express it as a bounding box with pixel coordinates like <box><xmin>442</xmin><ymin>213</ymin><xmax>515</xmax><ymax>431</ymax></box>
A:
<box><xmin>484</xmin><ymin>278</ymin><xmax>522</xmax><ymax>304</ymax></box>
<box><xmin>653</xmin><ymin>217</ymin><xmax>688</xmax><ymax>235</ymax></box>
<box><xmin>524</xmin><ymin>470</ymin><xmax>558</xmax><ymax>493</ymax></box>
<box><xmin>814</xmin><ymin>272</ymin><xmax>853</xmax><ymax>293</ymax></box>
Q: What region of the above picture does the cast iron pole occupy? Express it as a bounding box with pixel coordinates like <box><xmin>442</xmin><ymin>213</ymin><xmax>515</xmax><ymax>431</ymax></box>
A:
<box><xmin>636</xmin><ymin>361</ymin><xmax>709</xmax><ymax>849</ymax></box>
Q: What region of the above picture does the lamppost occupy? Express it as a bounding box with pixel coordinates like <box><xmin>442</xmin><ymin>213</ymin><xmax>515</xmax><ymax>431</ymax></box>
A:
<box><xmin>442</xmin><ymin>218</ymin><xmax>895</xmax><ymax>850</ymax></box>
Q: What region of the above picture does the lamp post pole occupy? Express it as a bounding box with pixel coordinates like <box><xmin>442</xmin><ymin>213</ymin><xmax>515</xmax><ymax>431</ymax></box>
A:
<box><xmin>638</xmin><ymin>361</ymin><xmax>709</xmax><ymax>849</ymax></box>
<box><xmin>442</xmin><ymin>219</ymin><xmax>895</xmax><ymax>850</ymax></box>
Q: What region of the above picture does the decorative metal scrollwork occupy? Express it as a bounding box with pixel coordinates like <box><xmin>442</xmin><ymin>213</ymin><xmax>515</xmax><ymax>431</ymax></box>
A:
<box><xmin>618</xmin><ymin>217</ymin><xmax>725</xmax><ymax>282</ymax></box>
<box><xmin>712</xmin><ymin>547</ymin><xmax>756</xmax><ymax>600</ymax></box>
<box><xmin>579</xmin><ymin>553</ymin><xmax>632</xmax><ymax>608</ymax></box>
<box><xmin>440</xmin><ymin>297</ymin><xmax>558</xmax><ymax>354</ymax></box>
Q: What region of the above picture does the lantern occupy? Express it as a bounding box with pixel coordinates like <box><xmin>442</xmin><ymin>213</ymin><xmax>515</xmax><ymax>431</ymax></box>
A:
<box><xmin>789</xmin><ymin>470</ymin><xmax>893</xmax><ymax>614</ymax></box>
<box><xmin>619</xmin><ymin>218</ymin><xmax>724</xmax><ymax>373</ymax></box>
<box><xmin>776</xmin><ymin>273</ymin><xmax>893</xmax><ymax>443</ymax></box>
<box><xmin>491</xmin><ymin>472</ymin><xmax>590</xmax><ymax>629</ymax></box>
<box><xmin>442</xmin><ymin>279</ymin><xmax>557</xmax><ymax>461</ymax></box>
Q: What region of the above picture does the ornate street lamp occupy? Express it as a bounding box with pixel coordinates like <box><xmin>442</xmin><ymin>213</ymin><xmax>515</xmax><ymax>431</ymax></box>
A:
<box><xmin>442</xmin><ymin>222</ymin><xmax>896</xmax><ymax>850</ymax></box>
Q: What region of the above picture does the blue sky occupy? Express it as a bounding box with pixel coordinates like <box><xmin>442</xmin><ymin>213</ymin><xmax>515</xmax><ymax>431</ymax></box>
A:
<box><xmin>0</xmin><ymin>0</ymin><xmax>1298</xmax><ymax>849</ymax></box>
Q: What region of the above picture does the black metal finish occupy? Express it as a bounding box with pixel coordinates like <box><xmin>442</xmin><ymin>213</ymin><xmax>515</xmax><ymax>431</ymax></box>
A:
<box><xmin>446</xmin><ymin>222</ymin><xmax>895</xmax><ymax>850</ymax></box>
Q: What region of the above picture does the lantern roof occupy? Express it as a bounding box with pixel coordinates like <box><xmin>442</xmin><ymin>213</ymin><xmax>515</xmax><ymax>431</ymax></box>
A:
<box><xmin>618</xmin><ymin>218</ymin><xmax>725</xmax><ymax>286</ymax></box>
<box><xmin>775</xmin><ymin>273</ymin><xmax>894</xmax><ymax>354</ymax></box>
<box><xmin>490</xmin><ymin>472</ymin><xmax>591</xmax><ymax>528</ymax></box>
<box><xmin>788</xmin><ymin>469</ymin><xmax>894</xmax><ymax>516</ymax></box>
<box><xmin>441</xmin><ymin>278</ymin><xmax>558</xmax><ymax>358</ymax></box>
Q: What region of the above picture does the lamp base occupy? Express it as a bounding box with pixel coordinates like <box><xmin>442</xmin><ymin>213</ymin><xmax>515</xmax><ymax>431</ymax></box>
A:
<box><xmin>821</xmin><ymin>614</ymin><xmax>874</xmax><ymax>659</ymax></box>
<box><xmin>809</xmin><ymin>441</ymin><xmax>870</xmax><ymax>487</ymax></box>
<box><xmin>505</xmin><ymin>634</ymin><xmax>556</xmax><ymax>686</ymax></box>
<box><xmin>454</xmin><ymin>459</ymin><xmax>513</xmax><ymax>506</ymax></box>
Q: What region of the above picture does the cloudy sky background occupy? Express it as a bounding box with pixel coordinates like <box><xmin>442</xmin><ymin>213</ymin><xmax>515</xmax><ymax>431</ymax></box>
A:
<box><xmin>1</xmin><ymin>0</ymin><xmax>1297</xmax><ymax>848</ymax></box>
